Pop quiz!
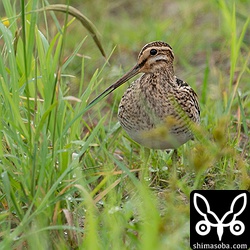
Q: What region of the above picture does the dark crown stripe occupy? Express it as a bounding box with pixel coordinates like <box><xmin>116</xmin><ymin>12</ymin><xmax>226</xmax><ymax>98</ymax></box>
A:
<box><xmin>139</xmin><ymin>41</ymin><xmax>172</xmax><ymax>58</ymax></box>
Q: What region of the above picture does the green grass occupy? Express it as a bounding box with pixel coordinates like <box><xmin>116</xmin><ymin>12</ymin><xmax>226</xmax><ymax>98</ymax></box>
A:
<box><xmin>0</xmin><ymin>0</ymin><xmax>249</xmax><ymax>249</ymax></box>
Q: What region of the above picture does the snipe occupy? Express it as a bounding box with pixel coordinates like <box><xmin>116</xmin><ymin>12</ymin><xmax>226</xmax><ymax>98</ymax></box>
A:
<box><xmin>88</xmin><ymin>41</ymin><xmax>200</xmax><ymax>150</ymax></box>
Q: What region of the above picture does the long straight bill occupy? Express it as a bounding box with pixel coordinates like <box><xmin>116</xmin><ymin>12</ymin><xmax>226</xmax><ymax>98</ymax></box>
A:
<box><xmin>86</xmin><ymin>64</ymin><xmax>140</xmax><ymax>111</ymax></box>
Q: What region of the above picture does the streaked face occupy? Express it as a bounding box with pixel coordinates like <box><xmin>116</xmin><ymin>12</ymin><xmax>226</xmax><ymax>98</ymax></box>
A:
<box><xmin>137</xmin><ymin>41</ymin><xmax>175</xmax><ymax>73</ymax></box>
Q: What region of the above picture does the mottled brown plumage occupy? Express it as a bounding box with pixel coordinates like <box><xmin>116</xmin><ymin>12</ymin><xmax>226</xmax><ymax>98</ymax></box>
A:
<box><xmin>88</xmin><ymin>41</ymin><xmax>200</xmax><ymax>149</ymax></box>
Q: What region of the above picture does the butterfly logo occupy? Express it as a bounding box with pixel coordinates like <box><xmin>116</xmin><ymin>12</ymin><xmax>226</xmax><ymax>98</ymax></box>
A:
<box><xmin>193</xmin><ymin>193</ymin><xmax>247</xmax><ymax>241</ymax></box>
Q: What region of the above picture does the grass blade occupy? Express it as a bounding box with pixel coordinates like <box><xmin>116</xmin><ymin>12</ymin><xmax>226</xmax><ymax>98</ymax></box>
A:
<box><xmin>38</xmin><ymin>4</ymin><xmax>106</xmax><ymax>58</ymax></box>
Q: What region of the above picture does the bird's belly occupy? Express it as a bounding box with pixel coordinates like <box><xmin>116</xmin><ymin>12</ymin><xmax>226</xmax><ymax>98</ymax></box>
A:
<box><xmin>123</xmin><ymin>125</ymin><xmax>193</xmax><ymax>149</ymax></box>
<box><xmin>118</xmin><ymin>109</ymin><xmax>193</xmax><ymax>149</ymax></box>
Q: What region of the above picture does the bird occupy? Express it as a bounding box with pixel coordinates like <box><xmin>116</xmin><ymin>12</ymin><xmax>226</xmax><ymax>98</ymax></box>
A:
<box><xmin>87</xmin><ymin>41</ymin><xmax>200</xmax><ymax>152</ymax></box>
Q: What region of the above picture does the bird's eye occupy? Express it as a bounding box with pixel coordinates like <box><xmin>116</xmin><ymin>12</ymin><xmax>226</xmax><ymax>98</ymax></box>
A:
<box><xmin>150</xmin><ymin>49</ymin><xmax>157</xmax><ymax>55</ymax></box>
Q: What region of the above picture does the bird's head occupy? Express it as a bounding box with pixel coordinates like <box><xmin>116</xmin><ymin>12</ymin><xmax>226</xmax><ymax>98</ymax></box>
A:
<box><xmin>137</xmin><ymin>41</ymin><xmax>175</xmax><ymax>73</ymax></box>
